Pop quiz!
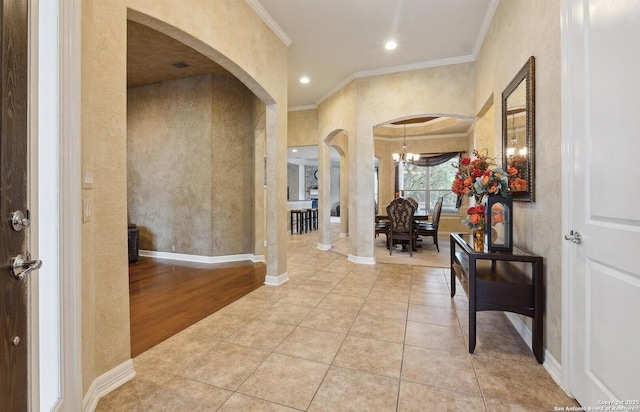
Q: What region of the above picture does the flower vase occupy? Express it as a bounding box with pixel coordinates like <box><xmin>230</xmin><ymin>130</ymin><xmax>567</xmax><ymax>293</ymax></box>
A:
<box><xmin>473</xmin><ymin>226</ymin><xmax>485</xmax><ymax>252</ymax></box>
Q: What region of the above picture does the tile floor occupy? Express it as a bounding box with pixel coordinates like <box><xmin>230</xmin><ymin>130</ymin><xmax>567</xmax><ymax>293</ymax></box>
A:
<box><xmin>96</xmin><ymin>230</ymin><xmax>578</xmax><ymax>411</ymax></box>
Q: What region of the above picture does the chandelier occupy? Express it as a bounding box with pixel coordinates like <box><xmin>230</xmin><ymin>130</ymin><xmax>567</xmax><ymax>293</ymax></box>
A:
<box><xmin>392</xmin><ymin>124</ymin><xmax>420</xmax><ymax>165</ymax></box>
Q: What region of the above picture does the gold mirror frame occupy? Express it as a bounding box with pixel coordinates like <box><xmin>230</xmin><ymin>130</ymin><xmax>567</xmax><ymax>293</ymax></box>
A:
<box><xmin>502</xmin><ymin>56</ymin><xmax>535</xmax><ymax>202</ymax></box>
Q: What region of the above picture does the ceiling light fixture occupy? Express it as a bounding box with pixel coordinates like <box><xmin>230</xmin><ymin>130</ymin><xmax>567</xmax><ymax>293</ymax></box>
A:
<box><xmin>392</xmin><ymin>124</ymin><xmax>420</xmax><ymax>167</ymax></box>
<box><xmin>300</xmin><ymin>76</ymin><xmax>310</xmax><ymax>84</ymax></box>
<box><xmin>385</xmin><ymin>41</ymin><xmax>397</xmax><ymax>50</ymax></box>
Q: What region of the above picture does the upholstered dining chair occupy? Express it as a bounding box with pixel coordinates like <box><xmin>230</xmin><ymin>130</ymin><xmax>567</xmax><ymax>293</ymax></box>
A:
<box><xmin>386</xmin><ymin>197</ymin><xmax>418</xmax><ymax>256</ymax></box>
<box><xmin>417</xmin><ymin>197</ymin><xmax>443</xmax><ymax>252</ymax></box>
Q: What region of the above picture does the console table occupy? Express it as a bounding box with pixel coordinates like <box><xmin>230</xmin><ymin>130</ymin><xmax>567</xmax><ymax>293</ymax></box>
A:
<box><xmin>450</xmin><ymin>233</ymin><xmax>544</xmax><ymax>363</ymax></box>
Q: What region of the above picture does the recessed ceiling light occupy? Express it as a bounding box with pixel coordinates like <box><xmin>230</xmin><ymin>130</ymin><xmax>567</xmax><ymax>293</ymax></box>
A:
<box><xmin>300</xmin><ymin>76</ymin><xmax>310</xmax><ymax>84</ymax></box>
<box><xmin>385</xmin><ymin>41</ymin><xmax>397</xmax><ymax>50</ymax></box>
<box><xmin>292</xmin><ymin>149</ymin><xmax>298</xmax><ymax>152</ymax></box>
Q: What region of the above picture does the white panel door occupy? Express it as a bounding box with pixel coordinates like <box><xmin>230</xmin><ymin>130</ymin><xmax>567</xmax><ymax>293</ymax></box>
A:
<box><xmin>567</xmin><ymin>0</ymin><xmax>640</xmax><ymax>406</ymax></box>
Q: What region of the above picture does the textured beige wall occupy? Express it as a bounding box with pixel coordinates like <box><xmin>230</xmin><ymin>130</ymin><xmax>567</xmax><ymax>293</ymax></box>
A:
<box><xmin>81</xmin><ymin>0</ymin><xmax>287</xmax><ymax>396</ymax></box>
<box><xmin>210</xmin><ymin>75</ymin><xmax>255</xmax><ymax>255</ymax></box>
<box><xmin>127</xmin><ymin>74</ymin><xmax>255</xmax><ymax>256</ymax></box>
<box><xmin>316</xmin><ymin>64</ymin><xmax>475</xmax><ymax>259</ymax></box>
<box><xmin>475</xmin><ymin>0</ymin><xmax>562</xmax><ymax>360</ymax></box>
<box><xmin>128</xmin><ymin>75</ymin><xmax>213</xmax><ymax>255</ymax></box>
<box><xmin>288</xmin><ymin>109</ymin><xmax>318</xmax><ymax>147</ymax></box>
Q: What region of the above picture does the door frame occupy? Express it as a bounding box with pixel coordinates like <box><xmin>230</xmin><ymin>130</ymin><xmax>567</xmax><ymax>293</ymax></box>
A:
<box><xmin>28</xmin><ymin>0</ymin><xmax>83</xmax><ymax>409</ymax></box>
<box><xmin>560</xmin><ymin>0</ymin><xmax>575</xmax><ymax>397</ymax></box>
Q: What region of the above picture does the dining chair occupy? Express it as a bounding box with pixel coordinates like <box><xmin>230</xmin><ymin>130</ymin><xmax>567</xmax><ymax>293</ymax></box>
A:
<box><xmin>417</xmin><ymin>197</ymin><xmax>443</xmax><ymax>252</ymax></box>
<box><xmin>386</xmin><ymin>197</ymin><xmax>418</xmax><ymax>256</ymax></box>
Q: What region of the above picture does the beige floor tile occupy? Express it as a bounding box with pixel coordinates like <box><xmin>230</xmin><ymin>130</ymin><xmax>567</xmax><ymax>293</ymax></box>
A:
<box><xmin>473</xmin><ymin>357</ymin><xmax>576</xmax><ymax>410</ymax></box>
<box><xmin>316</xmin><ymin>293</ymin><xmax>365</xmax><ymax>313</ymax></box>
<box><xmin>255</xmin><ymin>302</ymin><xmax>314</xmax><ymax>326</ymax></box>
<box><xmin>410</xmin><ymin>281</ymin><xmax>451</xmax><ymax>295</ymax></box>
<box><xmin>329</xmin><ymin>281</ymin><xmax>373</xmax><ymax>297</ymax></box>
<box><xmin>367</xmin><ymin>286</ymin><xmax>411</xmax><ymax>303</ymax></box>
<box><xmin>133</xmin><ymin>330</ymin><xmax>213</xmax><ymax>374</ymax></box>
<box><xmin>398</xmin><ymin>380</ymin><xmax>486</xmax><ymax>411</ymax></box>
<box><xmin>410</xmin><ymin>291</ymin><xmax>457</xmax><ymax>308</ymax></box>
<box><xmin>485</xmin><ymin>398</ymin><xmax>554</xmax><ymax>411</ymax></box>
<box><xmin>299</xmin><ymin>307</ymin><xmax>357</xmax><ymax>334</ymax></box>
<box><xmin>333</xmin><ymin>335</ymin><xmax>404</xmax><ymax>378</ymax></box>
<box><xmin>401</xmin><ymin>345</ymin><xmax>481</xmax><ymax>396</ymax></box>
<box><xmin>412</xmin><ymin>266</ymin><xmax>448</xmax><ymax>277</ymax></box>
<box><xmin>405</xmin><ymin>321</ymin><xmax>468</xmax><ymax>353</ymax></box>
<box><xmin>407</xmin><ymin>303</ymin><xmax>460</xmax><ymax>327</ymax></box>
<box><xmin>238</xmin><ymin>353</ymin><xmax>329</xmax><ymax>410</ymax></box>
<box><xmin>277</xmin><ymin>288</ymin><xmax>327</xmax><ymax>307</ymax></box>
<box><xmin>246</xmin><ymin>284</ymin><xmax>297</xmax><ymax>302</ymax></box>
<box><xmin>224</xmin><ymin>319</ymin><xmax>295</xmax><ymax>351</ymax></box>
<box><xmin>349</xmin><ymin>314</ymin><xmax>406</xmax><ymax>343</ymax></box>
<box><xmin>217</xmin><ymin>297</ymin><xmax>274</xmax><ymax>318</ymax></box>
<box><xmin>95</xmin><ymin>367</ymin><xmax>174</xmax><ymax>411</ymax></box>
<box><xmin>308</xmin><ymin>366</ymin><xmax>399</xmax><ymax>412</ymax></box>
<box><xmin>310</xmin><ymin>269</ymin><xmax>349</xmax><ymax>282</ymax></box>
<box><xmin>340</xmin><ymin>272</ymin><xmax>379</xmax><ymax>286</ymax></box>
<box><xmin>178</xmin><ymin>341</ymin><xmax>270</xmax><ymax>390</ymax></box>
<box><xmin>359</xmin><ymin>298</ymin><xmax>409</xmax><ymax>320</ymax></box>
<box><xmin>275</xmin><ymin>326</ymin><xmax>345</xmax><ymax>363</ymax></box>
<box><xmin>131</xmin><ymin>375</ymin><xmax>232</xmax><ymax>412</ymax></box>
<box><xmin>297</xmin><ymin>278</ymin><xmax>339</xmax><ymax>294</ymax></box>
<box><xmin>182</xmin><ymin>312</ymin><xmax>253</xmax><ymax>341</ymax></box>
<box><xmin>218</xmin><ymin>393</ymin><xmax>299</xmax><ymax>411</ymax></box>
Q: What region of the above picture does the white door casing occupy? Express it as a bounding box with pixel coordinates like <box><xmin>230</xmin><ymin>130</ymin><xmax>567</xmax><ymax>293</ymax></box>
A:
<box><xmin>563</xmin><ymin>0</ymin><xmax>640</xmax><ymax>406</ymax></box>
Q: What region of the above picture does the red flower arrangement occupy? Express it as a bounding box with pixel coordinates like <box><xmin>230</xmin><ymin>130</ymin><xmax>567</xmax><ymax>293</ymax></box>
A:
<box><xmin>452</xmin><ymin>149</ymin><xmax>511</xmax><ymax>230</ymax></box>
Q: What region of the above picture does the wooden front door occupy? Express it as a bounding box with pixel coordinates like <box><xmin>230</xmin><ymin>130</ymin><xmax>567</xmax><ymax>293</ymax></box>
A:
<box><xmin>0</xmin><ymin>0</ymin><xmax>31</xmax><ymax>409</ymax></box>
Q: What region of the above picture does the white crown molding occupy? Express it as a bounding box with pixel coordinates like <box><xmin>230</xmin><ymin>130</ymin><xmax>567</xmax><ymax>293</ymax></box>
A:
<box><xmin>288</xmin><ymin>104</ymin><xmax>318</xmax><ymax>112</ymax></box>
<box><xmin>472</xmin><ymin>0</ymin><xmax>500</xmax><ymax>58</ymax></box>
<box><xmin>316</xmin><ymin>55</ymin><xmax>476</xmax><ymax>106</ymax></box>
<box><xmin>245</xmin><ymin>0</ymin><xmax>292</xmax><ymax>47</ymax></box>
<box><xmin>374</xmin><ymin>133</ymin><xmax>469</xmax><ymax>142</ymax></box>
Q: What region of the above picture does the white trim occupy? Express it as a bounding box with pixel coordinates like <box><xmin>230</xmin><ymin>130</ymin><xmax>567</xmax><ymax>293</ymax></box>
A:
<box><xmin>244</xmin><ymin>0</ymin><xmax>292</xmax><ymax>47</ymax></box>
<box><xmin>347</xmin><ymin>254</ymin><xmax>376</xmax><ymax>265</ymax></box>
<box><xmin>264</xmin><ymin>272</ymin><xmax>289</xmax><ymax>286</ymax></box>
<box><xmin>560</xmin><ymin>0</ymin><xmax>575</xmax><ymax>398</ymax></box>
<box><xmin>315</xmin><ymin>55</ymin><xmax>476</xmax><ymax>106</ymax></box>
<box><xmin>374</xmin><ymin>133</ymin><xmax>469</xmax><ymax>142</ymax></box>
<box><xmin>288</xmin><ymin>104</ymin><xmax>318</xmax><ymax>112</ymax></box>
<box><xmin>139</xmin><ymin>250</ymin><xmax>262</xmax><ymax>264</ymax></box>
<box><xmin>317</xmin><ymin>243</ymin><xmax>331</xmax><ymax>251</ymax></box>
<box><xmin>339</xmin><ymin>233</ymin><xmax>348</xmax><ymax>238</ymax></box>
<box><xmin>472</xmin><ymin>0</ymin><xmax>500</xmax><ymax>58</ymax></box>
<box><xmin>504</xmin><ymin>312</ymin><xmax>571</xmax><ymax>396</ymax></box>
<box><xmin>59</xmin><ymin>0</ymin><xmax>83</xmax><ymax>409</ymax></box>
<box><xmin>82</xmin><ymin>360</ymin><xmax>135</xmax><ymax>412</ymax></box>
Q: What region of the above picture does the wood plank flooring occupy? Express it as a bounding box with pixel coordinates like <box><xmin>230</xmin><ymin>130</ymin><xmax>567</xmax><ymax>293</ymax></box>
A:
<box><xmin>129</xmin><ymin>257</ymin><xmax>266</xmax><ymax>357</ymax></box>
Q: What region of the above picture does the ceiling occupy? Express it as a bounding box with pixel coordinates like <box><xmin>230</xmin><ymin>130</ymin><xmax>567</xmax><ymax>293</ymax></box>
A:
<box><xmin>128</xmin><ymin>1</ymin><xmax>498</xmax><ymax>109</ymax></box>
<box><xmin>126</xmin><ymin>1</ymin><xmax>493</xmax><ymax>164</ymax></box>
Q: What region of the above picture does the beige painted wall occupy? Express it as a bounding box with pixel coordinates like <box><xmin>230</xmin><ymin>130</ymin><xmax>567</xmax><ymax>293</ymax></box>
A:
<box><xmin>128</xmin><ymin>75</ymin><xmax>213</xmax><ymax>255</ymax></box>
<box><xmin>288</xmin><ymin>109</ymin><xmax>318</xmax><ymax>147</ymax></box>
<box><xmin>127</xmin><ymin>73</ymin><xmax>255</xmax><ymax>256</ymax></box>
<box><xmin>475</xmin><ymin>0</ymin><xmax>562</xmax><ymax>360</ymax></box>
<box><xmin>81</xmin><ymin>0</ymin><xmax>287</xmax><ymax>396</ymax></box>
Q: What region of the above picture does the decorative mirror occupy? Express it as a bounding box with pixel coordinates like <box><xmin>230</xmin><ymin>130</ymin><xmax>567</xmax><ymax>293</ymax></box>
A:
<box><xmin>502</xmin><ymin>56</ymin><xmax>535</xmax><ymax>202</ymax></box>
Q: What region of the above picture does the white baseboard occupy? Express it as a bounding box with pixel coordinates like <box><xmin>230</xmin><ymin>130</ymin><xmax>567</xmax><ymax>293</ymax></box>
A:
<box><xmin>339</xmin><ymin>232</ymin><xmax>348</xmax><ymax>238</ymax></box>
<box><xmin>139</xmin><ymin>250</ymin><xmax>261</xmax><ymax>264</ymax></box>
<box><xmin>265</xmin><ymin>271</ymin><xmax>289</xmax><ymax>286</ymax></box>
<box><xmin>317</xmin><ymin>243</ymin><xmax>331</xmax><ymax>251</ymax></box>
<box><xmin>347</xmin><ymin>254</ymin><xmax>375</xmax><ymax>265</ymax></box>
<box><xmin>504</xmin><ymin>312</ymin><xmax>562</xmax><ymax>387</ymax></box>
<box><xmin>82</xmin><ymin>359</ymin><xmax>135</xmax><ymax>412</ymax></box>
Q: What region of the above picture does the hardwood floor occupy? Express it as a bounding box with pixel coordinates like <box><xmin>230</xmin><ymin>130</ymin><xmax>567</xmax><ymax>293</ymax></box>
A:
<box><xmin>129</xmin><ymin>257</ymin><xmax>266</xmax><ymax>357</ymax></box>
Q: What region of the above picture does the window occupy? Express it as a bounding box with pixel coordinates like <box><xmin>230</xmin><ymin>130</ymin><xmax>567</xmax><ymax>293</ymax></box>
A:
<box><xmin>398</xmin><ymin>157</ymin><xmax>459</xmax><ymax>213</ymax></box>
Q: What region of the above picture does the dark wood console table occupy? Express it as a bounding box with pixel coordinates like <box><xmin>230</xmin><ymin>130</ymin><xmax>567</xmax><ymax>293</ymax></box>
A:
<box><xmin>450</xmin><ymin>233</ymin><xmax>544</xmax><ymax>363</ymax></box>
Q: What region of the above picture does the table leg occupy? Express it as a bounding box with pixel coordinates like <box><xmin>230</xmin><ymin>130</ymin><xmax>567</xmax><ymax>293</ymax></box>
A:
<box><xmin>533</xmin><ymin>260</ymin><xmax>544</xmax><ymax>363</ymax></box>
<box><xmin>468</xmin><ymin>256</ymin><xmax>477</xmax><ymax>353</ymax></box>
